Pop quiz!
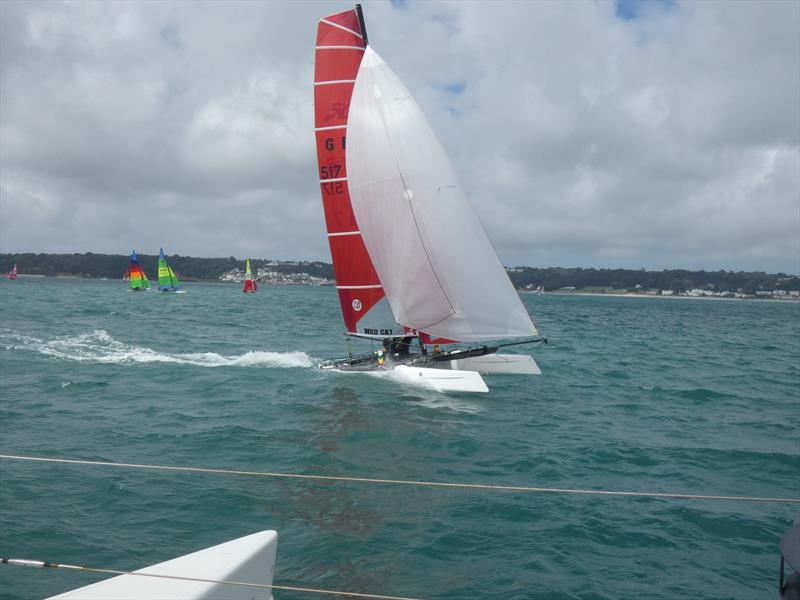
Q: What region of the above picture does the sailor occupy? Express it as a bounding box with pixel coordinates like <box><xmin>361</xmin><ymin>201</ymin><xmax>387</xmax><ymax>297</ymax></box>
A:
<box><xmin>377</xmin><ymin>350</ymin><xmax>385</xmax><ymax>368</ymax></box>
<box><xmin>433</xmin><ymin>344</ymin><xmax>441</xmax><ymax>354</ymax></box>
<box><xmin>392</xmin><ymin>335</ymin><xmax>414</xmax><ymax>357</ymax></box>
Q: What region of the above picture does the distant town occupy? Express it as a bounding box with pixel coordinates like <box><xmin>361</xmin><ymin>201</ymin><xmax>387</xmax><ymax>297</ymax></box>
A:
<box><xmin>1</xmin><ymin>253</ymin><xmax>798</xmax><ymax>300</ymax></box>
<box><xmin>219</xmin><ymin>261</ymin><xmax>333</xmax><ymax>286</ymax></box>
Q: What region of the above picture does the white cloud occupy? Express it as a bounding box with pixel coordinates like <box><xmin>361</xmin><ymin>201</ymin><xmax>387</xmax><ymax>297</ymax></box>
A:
<box><xmin>0</xmin><ymin>0</ymin><xmax>798</xmax><ymax>273</ymax></box>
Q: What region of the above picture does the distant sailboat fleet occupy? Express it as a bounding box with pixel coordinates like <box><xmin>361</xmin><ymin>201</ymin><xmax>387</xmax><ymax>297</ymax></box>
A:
<box><xmin>122</xmin><ymin>250</ymin><xmax>259</xmax><ymax>295</ymax></box>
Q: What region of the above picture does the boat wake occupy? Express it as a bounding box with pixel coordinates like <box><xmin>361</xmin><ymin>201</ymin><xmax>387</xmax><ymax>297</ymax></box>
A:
<box><xmin>1</xmin><ymin>329</ymin><xmax>312</xmax><ymax>368</ymax></box>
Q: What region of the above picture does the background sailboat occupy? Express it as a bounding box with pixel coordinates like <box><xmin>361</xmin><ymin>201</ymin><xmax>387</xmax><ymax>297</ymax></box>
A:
<box><xmin>242</xmin><ymin>259</ymin><xmax>258</xmax><ymax>294</ymax></box>
<box><xmin>313</xmin><ymin>5</ymin><xmax>544</xmax><ymax>392</ymax></box>
<box><xmin>157</xmin><ymin>249</ymin><xmax>182</xmax><ymax>293</ymax></box>
<box><xmin>128</xmin><ymin>251</ymin><xmax>151</xmax><ymax>292</ymax></box>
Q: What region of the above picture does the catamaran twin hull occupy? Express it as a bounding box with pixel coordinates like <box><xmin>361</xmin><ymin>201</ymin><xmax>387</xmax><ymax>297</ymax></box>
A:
<box><xmin>320</xmin><ymin>350</ymin><xmax>541</xmax><ymax>394</ymax></box>
<box><xmin>314</xmin><ymin>5</ymin><xmax>544</xmax><ymax>393</ymax></box>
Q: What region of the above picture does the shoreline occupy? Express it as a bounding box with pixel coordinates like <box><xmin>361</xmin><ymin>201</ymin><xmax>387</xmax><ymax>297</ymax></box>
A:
<box><xmin>540</xmin><ymin>291</ymin><xmax>798</xmax><ymax>302</ymax></box>
<box><xmin>6</xmin><ymin>276</ymin><xmax>798</xmax><ymax>301</ymax></box>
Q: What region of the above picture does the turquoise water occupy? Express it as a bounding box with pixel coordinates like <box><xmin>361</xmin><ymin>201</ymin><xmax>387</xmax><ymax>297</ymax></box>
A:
<box><xmin>0</xmin><ymin>278</ymin><xmax>797</xmax><ymax>599</ymax></box>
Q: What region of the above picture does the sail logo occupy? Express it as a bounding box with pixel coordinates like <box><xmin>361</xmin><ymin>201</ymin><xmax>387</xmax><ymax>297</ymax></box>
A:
<box><xmin>352</xmin><ymin>299</ymin><xmax>362</xmax><ymax>311</ymax></box>
<box><xmin>324</xmin><ymin>102</ymin><xmax>348</xmax><ymax>121</ymax></box>
<box><xmin>364</xmin><ymin>328</ymin><xmax>394</xmax><ymax>336</ymax></box>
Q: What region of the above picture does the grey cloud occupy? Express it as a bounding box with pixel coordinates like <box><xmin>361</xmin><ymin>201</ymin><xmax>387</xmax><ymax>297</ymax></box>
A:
<box><xmin>1</xmin><ymin>0</ymin><xmax>798</xmax><ymax>274</ymax></box>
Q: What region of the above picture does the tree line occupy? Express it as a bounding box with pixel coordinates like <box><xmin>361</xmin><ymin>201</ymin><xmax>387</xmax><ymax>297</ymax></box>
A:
<box><xmin>505</xmin><ymin>266</ymin><xmax>800</xmax><ymax>293</ymax></box>
<box><xmin>0</xmin><ymin>253</ymin><xmax>334</xmax><ymax>281</ymax></box>
<box><xmin>1</xmin><ymin>253</ymin><xmax>798</xmax><ymax>292</ymax></box>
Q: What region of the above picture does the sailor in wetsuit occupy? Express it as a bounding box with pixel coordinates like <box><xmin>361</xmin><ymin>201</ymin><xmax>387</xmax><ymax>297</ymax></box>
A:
<box><xmin>389</xmin><ymin>335</ymin><xmax>414</xmax><ymax>357</ymax></box>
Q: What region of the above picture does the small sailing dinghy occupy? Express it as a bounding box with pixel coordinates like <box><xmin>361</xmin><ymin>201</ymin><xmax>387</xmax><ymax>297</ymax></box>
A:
<box><xmin>157</xmin><ymin>248</ymin><xmax>183</xmax><ymax>293</ymax></box>
<box><xmin>128</xmin><ymin>251</ymin><xmax>151</xmax><ymax>292</ymax></box>
<box><xmin>6</xmin><ymin>264</ymin><xmax>17</xmax><ymax>279</ymax></box>
<box><xmin>313</xmin><ymin>5</ymin><xmax>545</xmax><ymax>393</ymax></box>
<box><xmin>243</xmin><ymin>258</ymin><xmax>258</xmax><ymax>293</ymax></box>
<box><xmin>43</xmin><ymin>530</ymin><xmax>278</xmax><ymax>600</ymax></box>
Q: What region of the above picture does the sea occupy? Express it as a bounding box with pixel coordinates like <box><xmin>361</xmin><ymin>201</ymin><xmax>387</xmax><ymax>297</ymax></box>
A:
<box><xmin>0</xmin><ymin>278</ymin><xmax>797</xmax><ymax>600</ymax></box>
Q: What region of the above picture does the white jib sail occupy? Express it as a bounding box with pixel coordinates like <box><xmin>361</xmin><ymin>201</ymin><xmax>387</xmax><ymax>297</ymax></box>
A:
<box><xmin>346</xmin><ymin>47</ymin><xmax>538</xmax><ymax>342</ymax></box>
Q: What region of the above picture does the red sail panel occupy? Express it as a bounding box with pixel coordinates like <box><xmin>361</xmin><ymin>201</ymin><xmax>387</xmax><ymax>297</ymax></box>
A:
<box><xmin>315</xmin><ymin>9</ymin><xmax>384</xmax><ymax>333</ymax></box>
<box><xmin>314</xmin><ymin>83</ymin><xmax>355</xmax><ymax>129</ymax></box>
<box><xmin>316</xmin><ymin>10</ymin><xmax>364</xmax><ymax>44</ymax></box>
<box><xmin>314</xmin><ymin>51</ymin><xmax>363</xmax><ymax>84</ymax></box>
<box><xmin>315</xmin><ymin>130</ymin><xmax>349</xmax><ymax>186</ymax></box>
<box><xmin>416</xmin><ymin>331</ymin><xmax>458</xmax><ymax>346</ymax></box>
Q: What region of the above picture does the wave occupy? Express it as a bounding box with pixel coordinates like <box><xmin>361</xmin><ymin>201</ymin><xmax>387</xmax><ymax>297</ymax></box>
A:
<box><xmin>1</xmin><ymin>329</ymin><xmax>312</xmax><ymax>368</ymax></box>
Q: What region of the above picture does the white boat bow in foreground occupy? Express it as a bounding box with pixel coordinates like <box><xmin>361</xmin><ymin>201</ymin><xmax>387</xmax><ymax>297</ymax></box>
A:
<box><xmin>46</xmin><ymin>530</ymin><xmax>278</xmax><ymax>600</ymax></box>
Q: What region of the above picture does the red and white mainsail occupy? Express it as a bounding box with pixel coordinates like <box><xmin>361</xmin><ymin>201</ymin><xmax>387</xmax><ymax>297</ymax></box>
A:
<box><xmin>314</xmin><ymin>8</ymin><xmax>394</xmax><ymax>336</ymax></box>
<box><xmin>316</xmin><ymin>6</ymin><xmax>537</xmax><ymax>343</ymax></box>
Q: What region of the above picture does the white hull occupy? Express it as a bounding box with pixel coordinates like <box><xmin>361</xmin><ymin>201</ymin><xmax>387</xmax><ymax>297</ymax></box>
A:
<box><xmin>393</xmin><ymin>364</ymin><xmax>489</xmax><ymax>393</ymax></box>
<box><xmin>47</xmin><ymin>530</ymin><xmax>278</xmax><ymax>600</ymax></box>
<box><xmin>445</xmin><ymin>353</ymin><xmax>541</xmax><ymax>375</ymax></box>
<box><xmin>322</xmin><ymin>362</ymin><xmax>489</xmax><ymax>393</ymax></box>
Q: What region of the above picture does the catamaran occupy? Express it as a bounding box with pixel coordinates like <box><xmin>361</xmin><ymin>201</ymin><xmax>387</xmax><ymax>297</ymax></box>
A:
<box><xmin>7</xmin><ymin>264</ymin><xmax>17</xmax><ymax>280</ymax></box>
<box><xmin>243</xmin><ymin>259</ymin><xmax>258</xmax><ymax>293</ymax></box>
<box><xmin>157</xmin><ymin>248</ymin><xmax>183</xmax><ymax>293</ymax></box>
<box><xmin>128</xmin><ymin>251</ymin><xmax>151</xmax><ymax>292</ymax></box>
<box><xmin>313</xmin><ymin>5</ymin><xmax>545</xmax><ymax>393</ymax></box>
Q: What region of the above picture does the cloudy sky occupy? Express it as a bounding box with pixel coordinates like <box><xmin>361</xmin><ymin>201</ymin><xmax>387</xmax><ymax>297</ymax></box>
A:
<box><xmin>1</xmin><ymin>0</ymin><xmax>798</xmax><ymax>273</ymax></box>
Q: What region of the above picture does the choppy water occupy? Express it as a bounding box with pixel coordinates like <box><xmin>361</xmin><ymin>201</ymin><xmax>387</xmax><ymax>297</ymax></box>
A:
<box><xmin>0</xmin><ymin>278</ymin><xmax>797</xmax><ymax>599</ymax></box>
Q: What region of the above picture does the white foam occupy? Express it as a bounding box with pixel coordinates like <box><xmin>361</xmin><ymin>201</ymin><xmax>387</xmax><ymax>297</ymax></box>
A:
<box><xmin>1</xmin><ymin>329</ymin><xmax>312</xmax><ymax>368</ymax></box>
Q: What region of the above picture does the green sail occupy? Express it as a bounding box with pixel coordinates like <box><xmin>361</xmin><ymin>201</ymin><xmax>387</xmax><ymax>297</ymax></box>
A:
<box><xmin>158</xmin><ymin>249</ymin><xmax>181</xmax><ymax>291</ymax></box>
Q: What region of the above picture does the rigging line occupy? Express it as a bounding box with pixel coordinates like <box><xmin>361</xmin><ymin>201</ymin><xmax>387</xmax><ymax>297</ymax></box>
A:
<box><xmin>495</xmin><ymin>337</ymin><xmax>548</xmax><ymax>349</ymax></box>
<box><xmin>0</xmin><ymin>558</ymin><xmax>420</xmax><ymax>600</ymax></box>
<box><xmin>2</xmin><ymin>455</ymin><xmax>797</xmax><ymax>504</ymax></box>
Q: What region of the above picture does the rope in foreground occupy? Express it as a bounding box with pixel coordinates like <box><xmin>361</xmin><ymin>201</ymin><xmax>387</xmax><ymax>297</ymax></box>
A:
<box><xmin>2</xmin><ymin>454</ymin><xmax>798</xmax><ymax>504</ymax></box>
<box><xmin>0</xmin><ymin>558</ymin><xmax>420</xmax><ymax>600</ymax></box>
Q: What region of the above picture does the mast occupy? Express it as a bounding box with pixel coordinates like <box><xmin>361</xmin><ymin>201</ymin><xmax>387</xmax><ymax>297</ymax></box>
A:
<box><xmin>355</xmin><ymin>4</ymin><xmax>368</xmax><ymax>46</ymax></box>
